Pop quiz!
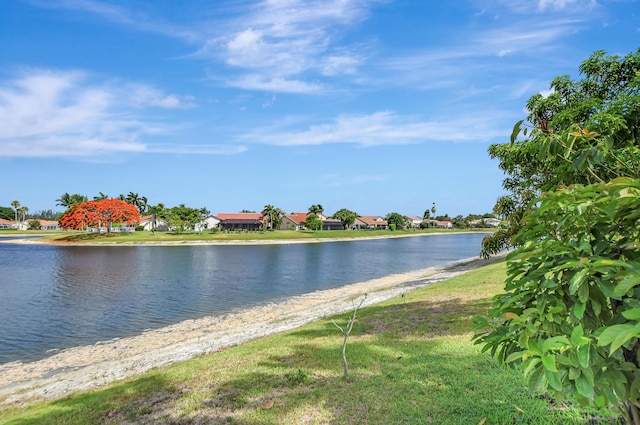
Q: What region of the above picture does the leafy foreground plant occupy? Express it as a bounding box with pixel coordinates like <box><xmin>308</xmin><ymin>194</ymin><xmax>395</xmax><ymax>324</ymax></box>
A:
<box><xmin>475</xmin><ymin>179</ymin><xmax>640</xmax><ymax>423</ymax></box>
<box><xmin>0</xmin><ymin>262</ymin><xmax>617</xmax><ymax>425</ymax></box>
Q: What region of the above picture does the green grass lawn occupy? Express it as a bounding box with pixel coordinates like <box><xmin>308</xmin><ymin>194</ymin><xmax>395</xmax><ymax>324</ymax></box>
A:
<box><xmin>0</xmin><ymin>261</ymin><xmax>617</xmax><ymax>424</ymax></box>
<box><xmin>33</xmin><ymin>228</ymin><xmax>481</xmax><ymax>244</ymax></box>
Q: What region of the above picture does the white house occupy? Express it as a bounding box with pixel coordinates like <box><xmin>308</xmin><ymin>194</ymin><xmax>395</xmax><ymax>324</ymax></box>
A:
<box><xmin>138</xmin><ymin>215</ymin><xmax>170</xmax><ymax>231</ymax></box>
<box><xmin>195</xmin><ymin>215</ymin><xmax>221</xmax><ymax>232</ymax></box>
<box><xmin>405</xmin><ymin>215</ymin><xmax>424</xmax><ymax>228</ymax></box>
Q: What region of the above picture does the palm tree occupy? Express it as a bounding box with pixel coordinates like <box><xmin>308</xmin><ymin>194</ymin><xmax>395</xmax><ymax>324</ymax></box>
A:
<box><xmin>56</xmin><ymin>193</ymin><xmax>87</xmax><ymax>209</ymax></box>
<box><xmin>18</xmin><ymin>206</ymin><xmax>28</xmax><ymax>223</ymax></box>
<box><xmin>261</xmin><ymin>205</ymin><xmax>275</xmax><ymax>230</ymax></box>
<box><xmin>93</xmin><ymin>192</ymin><xmax>109</xmax><ymax>201</ymax></box>
<box><xmin>11</xmin><ymin>200</ymin><xmax>20</xmax><ymax>223</ymax></box>
<box><xmin>147</xmin><ymin>203</ymin><xmax>165</xmax><ymax>232</ymax></box>
<box><xmin>272</xmin><ymin>208</ymin><xmax>285</xmax><ymax>230</ymax></box>
<box><xmin>125</xmin><ymin>192</ymin><xmax>147</xmax><ymax>214</ymax></box>
<box><xmin>431</xmin><ymin>202</ymin><xmax>437</xmax><ymax>228</ymax></box>
<box><xmin>55</xmin><ymin>193</ymin><xmax>71</xmax><ymax>208</ymax></box>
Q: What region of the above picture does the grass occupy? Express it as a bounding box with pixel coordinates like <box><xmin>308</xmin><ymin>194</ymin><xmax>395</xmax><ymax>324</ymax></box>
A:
<box><xmin>35</xmin><ymin>228</ymin><xmax>483</xmax><ymax>244</ymax></box>
<box><xmin>0</xmin><ymin>261</ymin><xmax>618</xmax><ymax>424</ymax></box>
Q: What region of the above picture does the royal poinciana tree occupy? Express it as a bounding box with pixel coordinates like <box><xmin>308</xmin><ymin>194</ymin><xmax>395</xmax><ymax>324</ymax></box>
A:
<box><xmin>475</xmin><ymin>50</ymin><xmax>640</xmax><ymax>423</ymax></box>
<box><xmin>58</xmin><ymin>199</ymin><xmax>141</xmax><ymax>232</ymax></box>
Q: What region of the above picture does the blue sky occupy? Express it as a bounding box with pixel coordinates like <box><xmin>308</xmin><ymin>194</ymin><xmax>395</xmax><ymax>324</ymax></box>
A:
<box><xmin>1</xmin><ymin>0</ymin><xmax>638</xmax><ymax>218</ymax></box>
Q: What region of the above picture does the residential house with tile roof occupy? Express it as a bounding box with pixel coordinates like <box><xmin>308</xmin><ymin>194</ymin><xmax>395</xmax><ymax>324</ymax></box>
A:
<box><xmin>279</xmin><ymin>212</ymin><xmax>309</xmax><ymax>230</ymax></box>
<box><xmin>354</xmin><ymin>216</ymin><xmax>388</xmax><ymax>230</ymax></box>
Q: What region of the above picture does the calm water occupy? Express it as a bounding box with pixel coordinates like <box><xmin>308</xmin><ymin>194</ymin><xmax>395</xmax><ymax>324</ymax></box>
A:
<box><xmin>0</xmin><ymin>233</ymin><xmax>486</xmax><ymax>364</ymax></box>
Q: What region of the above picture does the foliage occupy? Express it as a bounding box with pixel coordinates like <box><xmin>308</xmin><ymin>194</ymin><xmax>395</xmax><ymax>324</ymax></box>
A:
<box><xmin>125</xmin><ymin>192</ymin><xmax>148</xmax><ymax>214</ymax></box>
<box><xmin>476</xmin><ymin>49</ymin><xmax>640</xmax><ymax>423</ymax></box>
<box><xmin>0</xmin><ymin>206</ymin><xmax>14</xmax><ymax>220</ymax></box>
<box><xmin>332</xmin><ymin>208</ymin><xmax>358</xmax><ymax>230</ymax></box>
<box><xmin>475</xmin><ymin>179</ymin><xmax>640</xmax><ymax>422</ymax></box>
<box><xmin>162</xmin><ymin>204</ymin><xmax>202</xmax><ymax>233</ymax></box>
<box><xmin>261</xmin><ymin>205</ymin><xmax>285</xmax><ymax>230</ymax></box>
<box><xmin>308</xmin><ymin>204</ymin><xmax>324</xmax><ymax>216</ymax></box>
<box><xmin>27</xmin><ymin>219</ymin><xmax>41</xmax><ymax>230</ymax></box>
<box><xmin>304</xmin><ymin>213</ymin><xmax>322</xmax><ymax>231</ymax></box>
<box><xmin>385</xmin><ymin>212</ymin><xmax>406</xmax><ymax>230</ymax></box>
<box><xmin>58</xmin><ymin>199</ymin><xmax>141</xmax><ymax>232</ymax></box>
<box><xmin>482</xmin><ymin>49</ymin><xmax>640</xmax><ymax>257</ymax></box>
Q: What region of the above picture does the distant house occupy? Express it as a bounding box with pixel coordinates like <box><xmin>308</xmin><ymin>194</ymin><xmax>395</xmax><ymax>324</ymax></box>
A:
<box><xmin>354</xmin><ymin>216</ymin><xmax>388</xmax><ymax>230</ymax></box>
<box><xmin>469</xmin><ymin>218</ymin><xmax>501</xmax><ymax>228</ymax></box>
<box><xmin>405</xmin><ymin>215</ymin><xmax>424</xmax><ymax>229</ymax></box>
<box><xmin>138</xmin><ymin>215</ymin><xmax>170</xmax><ymax>231</ymax></box>
<box><xmin>217</xmin><ymin>212</ymin><xmax>264</xmax><ymax>231</ymax></box>
<box><xmin>195</xmin><ymin>215</ymin><xmax>221</xmax><ymax>232</ymax></box>
<box><xmin>279</xmin><ymin>212</ymin><xmax>309</xmax><ymax>230</ymax></box>
<box><xmin>39</xmin><ymin>220</ymin><xmax>61</xmax><ymax>230</ymax></box>
<box><xmin>423</xmin><ymin>219</ymin><xmax>453</xmax><ymax>229</ymax></box>
<box><xmin>0</xmin><ymin>218</ymin><xmax>16</xmax><ymax>229</ymax></box>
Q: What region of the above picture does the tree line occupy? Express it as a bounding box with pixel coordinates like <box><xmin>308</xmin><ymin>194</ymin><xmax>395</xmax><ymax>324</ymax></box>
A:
<box><xmin>2</xmin><ymin>194</ymin><xmax>497</xmax><ymax>231</ymax></box>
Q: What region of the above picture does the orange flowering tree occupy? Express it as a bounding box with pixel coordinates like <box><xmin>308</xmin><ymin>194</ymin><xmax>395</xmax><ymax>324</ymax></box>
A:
<box><xmin>58</xmin><ymin>199</ymin><xmax>141</xmax><ymax>232</ymax></box>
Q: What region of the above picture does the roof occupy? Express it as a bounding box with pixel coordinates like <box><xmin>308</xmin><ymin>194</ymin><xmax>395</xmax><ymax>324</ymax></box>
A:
<box><xmin>216</xmin><ymin>212</ymin><xmax>263</xmax><ymax>221</ymax></box>
<box><xmin>39</xmin><ymin>220</ymin><xmax>59</xmax><ymax>226</ymax></box>
<box><xmin>0</xmin><ymin>218</ymin><xmax>14</xmax><ymax>225</ymax></box>
<box><xmin>405</xmin><ymin>215</ymin><xmax>423</xmax><ymax>222</ymax></box>
<box><xmin>358</xmin><ymin>216</ymin><xmax>388</xmax><ymax>226</ymax></box>
<box><xmin>284</xmin><ymin>212</ymin><xmax>309</xmax><ymax>224</ymax></box>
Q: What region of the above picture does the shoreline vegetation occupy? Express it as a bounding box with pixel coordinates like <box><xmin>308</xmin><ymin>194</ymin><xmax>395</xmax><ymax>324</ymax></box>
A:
<box><xmin>0</xmin><ymin>228</ymin><xmax>490</xmax><ymax>246</ymax></box>
<box><xmin>0</xmin><ymin>257</ymin><xmax>617</xmax><ymax>424</ymax></box>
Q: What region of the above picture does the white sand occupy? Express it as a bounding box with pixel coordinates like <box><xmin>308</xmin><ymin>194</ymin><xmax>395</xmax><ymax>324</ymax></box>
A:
<box><xmin>0</xmin><ymin>255</ymin><xmax>498</xmax><ymax>407</ymax></box>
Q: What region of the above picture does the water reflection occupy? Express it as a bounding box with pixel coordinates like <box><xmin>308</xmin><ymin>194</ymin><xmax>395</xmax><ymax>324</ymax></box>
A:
<box><xmin>0</xmin><ymin>233</ymin><xmax>487</xmax><ymax>363</ymax></box>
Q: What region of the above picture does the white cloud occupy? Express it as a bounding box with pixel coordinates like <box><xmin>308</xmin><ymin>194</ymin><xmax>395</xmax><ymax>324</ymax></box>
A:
<box><xmin>198</xmin><ymin>0</ymin><xmax>373</xmax><ymax>92</ymax></box>
<box><xmin>239</xmin><ymin>111</ymin><xmax>507</xmax><ymax>147</ymax></box>
<box><xmin>0</xmin><ymin>69</ymin><xmax>231</xmax><ymax>158</ymax></box>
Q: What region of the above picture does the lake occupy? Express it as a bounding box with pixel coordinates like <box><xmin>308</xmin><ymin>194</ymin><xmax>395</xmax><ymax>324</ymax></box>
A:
<box><xmin>0</xmin><ymin>233</ymin><xmax>487</xmax><ymax>364</ymax></box>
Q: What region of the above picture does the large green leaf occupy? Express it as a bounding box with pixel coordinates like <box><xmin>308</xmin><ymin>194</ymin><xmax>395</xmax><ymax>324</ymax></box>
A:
<box><xmin>575</xmin><ymin>373</ymin><xmax>595</xmax><ymax>399</ymax></box>
<box><xmin>597</xmin><ymin>323</ymin><xmax>640</xmax><ymax>354</ymax></box>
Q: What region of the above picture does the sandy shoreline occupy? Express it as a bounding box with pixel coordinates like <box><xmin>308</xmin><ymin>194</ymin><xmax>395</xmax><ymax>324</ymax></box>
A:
<box><xmin>0</xmin><ymin>255</ymin><xmax>498</xmax><ymax>407</ymax></box>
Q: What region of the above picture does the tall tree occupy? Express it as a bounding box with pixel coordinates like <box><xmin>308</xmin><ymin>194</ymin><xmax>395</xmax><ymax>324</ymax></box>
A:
<box><xmin>271</xmin><ymin>208</ymin><xmax>285</xmax><ymax>230</ymax></box>
<box><xmin>56</xmin><ymin>193</ymin><xmax>87</xmax><ymax>209</ymax></box>
<box><xmin>18</xmin><ymin>206</ymin><xmax>28</xmax><ymax>222</ymax></box>
<box><xmin>261</xmin><ymin>205</ymin><xmax>275</xmax><ymax>230</ymax></box>
<box><xmin>147</xmin><ymin>204</ymin><xmax>165</xmax><ymax>232</ymax></box>
<box><xmin>332</xmin><ymin>208</ymin><xmax>358</xmax><ymax>230</ymax></box>
<box><xmin>10</xmin><ymin>200</ymin><xmax>20</xmax><ymax>223</ymax></box>
<box><xmin>474</xmin><ymin>50</ymin><xmax>640</xmax><ymax>423</ymax></box>
<box><xmin>93</xmin><ymin>192</ymin><xmax>109</xmax><ymax>201</ymax></box>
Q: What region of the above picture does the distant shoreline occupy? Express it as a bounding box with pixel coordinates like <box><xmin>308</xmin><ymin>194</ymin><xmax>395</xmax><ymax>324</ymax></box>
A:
<box><xmin>0</xmin><ymin>230</ymin><xmax>491</xmax><ymax>247</ymax></box>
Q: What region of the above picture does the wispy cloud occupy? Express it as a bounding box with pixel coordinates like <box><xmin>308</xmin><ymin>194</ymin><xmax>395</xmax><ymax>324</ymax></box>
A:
<box><xmin>197</xmin><ymin>0</ymin><xmax>375</xmax><ymax>92</ymax></box>
<box><xmin>239</xmin><ymin>111</ymin><xmax>508</xmax><ymax>147</ymax></box>
<box><xmin>23</xmin><ymin>0</ymin><xmax>199</xmax><ymax>41</ymax></box>
<box><xmin>0</xmin><ymin>69</ymin><xmax>237</xmax><ymax>158</ymax></box>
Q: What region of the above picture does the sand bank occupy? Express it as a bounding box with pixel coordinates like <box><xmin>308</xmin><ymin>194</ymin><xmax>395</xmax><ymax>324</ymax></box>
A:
<box><xmin>0</xmin><ymin>255</ymin><xmax>498</xmax><ymax>407</ymax></box>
